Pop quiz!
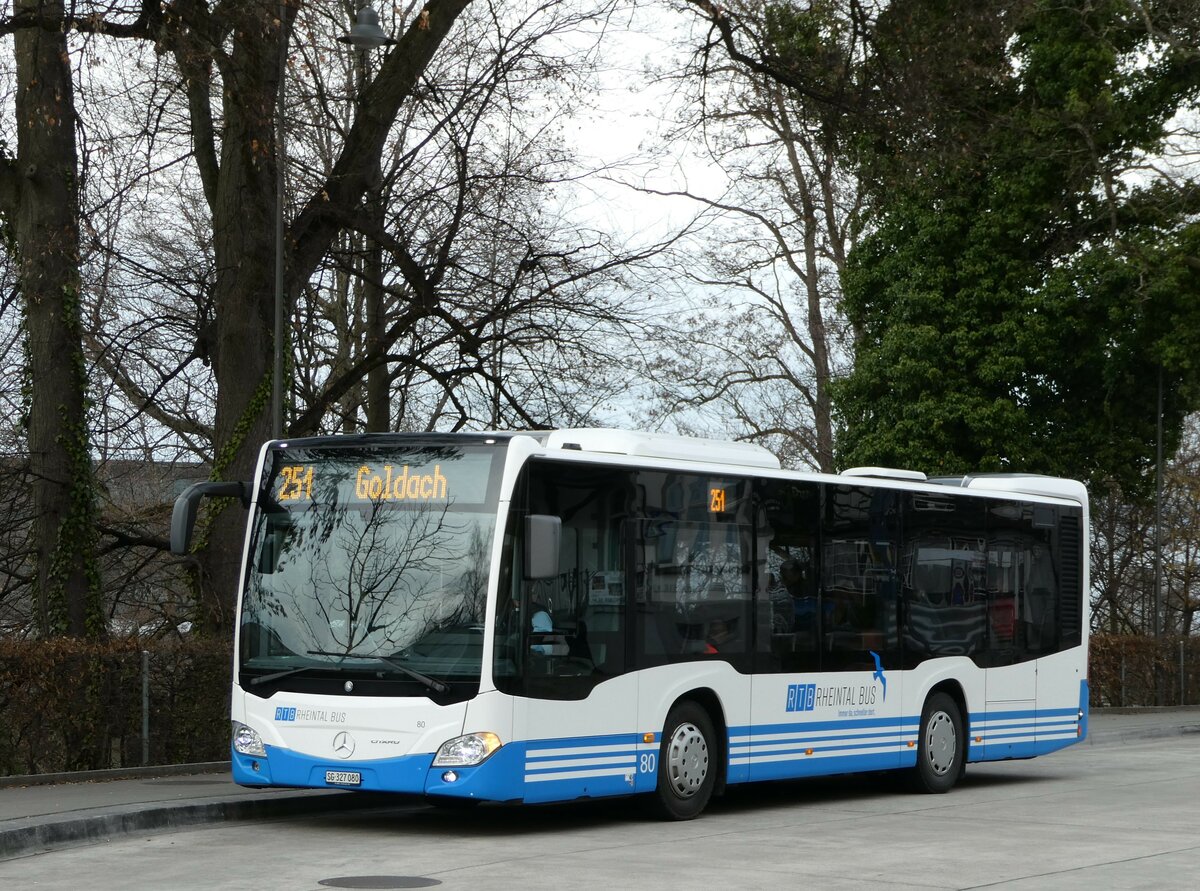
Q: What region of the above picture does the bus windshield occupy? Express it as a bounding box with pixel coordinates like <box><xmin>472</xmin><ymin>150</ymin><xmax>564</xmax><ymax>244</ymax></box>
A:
<box><xmin>238</xmin><ymin>442</ymin><xmax>502</xmax><ymax>693</ymax></box>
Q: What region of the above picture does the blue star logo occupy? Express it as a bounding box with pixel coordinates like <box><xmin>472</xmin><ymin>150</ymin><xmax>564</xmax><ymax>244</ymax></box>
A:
<box><xmin>869</xmin><ymin>650</ymin><xmax>887</xmax><ymax>702</ymax></box>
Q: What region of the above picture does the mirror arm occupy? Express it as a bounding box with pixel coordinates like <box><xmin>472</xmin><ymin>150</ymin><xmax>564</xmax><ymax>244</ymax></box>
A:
<box><xmin>170</xmin><ymin>481</ymin><xmax>253</xmax><ymax>555</ymax></box>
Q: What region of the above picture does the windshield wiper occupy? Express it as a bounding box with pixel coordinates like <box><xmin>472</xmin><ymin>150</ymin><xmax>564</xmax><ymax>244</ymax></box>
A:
<box><xmin>246</xmin><ymin>665</ymin><xmax>340</xmax><ymax>687</ymax></box>
<box><xmin>306</xmin><ymin>649</ymin><xmax>449</xmax><ymax>694</ymax></box>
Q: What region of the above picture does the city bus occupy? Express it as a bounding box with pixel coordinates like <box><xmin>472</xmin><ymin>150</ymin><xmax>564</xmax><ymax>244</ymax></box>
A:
<box><xmin>171</xmin><ymin>429</ymin><xmax>1089</xmax><ymax>820</ymax></box>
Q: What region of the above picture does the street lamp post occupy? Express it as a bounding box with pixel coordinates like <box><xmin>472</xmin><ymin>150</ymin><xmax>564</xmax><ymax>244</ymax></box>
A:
<box><xmin>272</xmin><ymin>3</ymin><xmax>396</xmax><ymax>440</ymax></box>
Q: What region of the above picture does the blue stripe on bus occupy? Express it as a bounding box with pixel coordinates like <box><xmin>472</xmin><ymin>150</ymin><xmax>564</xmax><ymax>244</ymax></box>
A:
<box><xmin>730</xmin><ymin>729</ymin><xmax>910</xmax><ymax>750</ymax></box>
<box><xmin>525</xmin><ymin>751</ymin><xmax>639</xmax><ymax>763</ymax></box>
<box><xmin>976</xmin><ymin>707</ymin><xmax>1078</xmax><ymax>721</ymax></box>
<box><xmin>730</xmin><ymin>704</ymin><xmax>1082</xmax><ymax>780</ymax></box>
<box><xmin>517</xmin><ymin>732</ymin><xmax>649</xmax><ymax>802</ymax></box>
<box><xmin>726</xmin><ymin>717</ymin><xmax>914</xmax><ymax>783</ymax></box>
<box><xmin>748</xmin><ymin>750</ymin><xmax>910</xmax><ymax>782</ymax></box>
<box><xmin>972</xmin><ymin>719</ymin><xmax>1075</xmax><ymax>731</ymax></box>
<box><xmin>524</xmin><ymin>732</ymin><xmax>642</xmax><ymax>752</ymax></box>
<box><xmin>750</xmin><ymin>738</ymin><xmax>907</xmax><ymax>759</ymax></box>
<box><xmin>525</xmin><ymin>759</ymin><xmax>637</xmax><ymax>776</ymax></box>
<box><xmin>743</xmin><ymin>716</ymin><xmax>917</xmax><ymax>736</ymax></box>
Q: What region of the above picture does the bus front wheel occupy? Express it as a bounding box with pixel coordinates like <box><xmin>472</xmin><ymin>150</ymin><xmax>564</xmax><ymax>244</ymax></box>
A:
<box><xmin>910</xmin><ymin>692</ymin><xmax>964</xmax><ymax>794</ymax></box>
<box><xmin>650</xmin><ymin>700</ymin><xmax>716</xmax><ymax>820</ymax></box>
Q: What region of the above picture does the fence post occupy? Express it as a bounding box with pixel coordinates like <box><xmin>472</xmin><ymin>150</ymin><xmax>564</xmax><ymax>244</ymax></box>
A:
<box><xmin>141</xmin><ymin>650</ymin><xmax>150</xmax><ymax>766</ymax></box>
<box><xmin>1181</xmin><ymin>639</ymin><xmax>1186</xmax><ymax>707</ymax></box>
<box><xmin>1120</xmin><ymin>655</ymin><xmax>1126</xmax><ymax>707</ymax></box>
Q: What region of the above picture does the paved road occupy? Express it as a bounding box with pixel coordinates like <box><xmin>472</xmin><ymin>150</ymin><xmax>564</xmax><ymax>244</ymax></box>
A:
<box><xmin>1</xmin><ymin>711</ymin><xmax>1197</xmax><ymax>890</ymax></box>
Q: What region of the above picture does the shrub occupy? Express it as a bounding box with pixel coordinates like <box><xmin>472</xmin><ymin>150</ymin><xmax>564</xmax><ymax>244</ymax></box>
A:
<box><xmin>0</xmin><ymin>637</ymin><xmax>231</xmax><ymax>777</ymax></box>
<box><xmin>1089</xmin><ymin>633</ymin><xmax>1200</xmax><ymax>708</ymax></box>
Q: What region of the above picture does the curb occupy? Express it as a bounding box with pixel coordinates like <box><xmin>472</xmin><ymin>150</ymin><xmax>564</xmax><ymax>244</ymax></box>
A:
<box><xmin>1084</xmin><ymin>708</ymin><xmax>1200</xmax><ymax>746</ymax></box>
<box><xmin>0</xmin><ymin>762</ymin><xmax>229</xmax><ymax>790</ymax></box>
<box><xmin>0</xmin><ymin>789</ymin><xmax>405</xmax><ymax>861</ymax></box>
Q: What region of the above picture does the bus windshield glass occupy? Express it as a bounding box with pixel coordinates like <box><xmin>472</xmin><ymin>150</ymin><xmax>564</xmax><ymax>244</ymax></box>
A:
<box><xmin>239</xmin><ymin>442</ymin><xmax>503</xmax><ymax>693</ymax></box>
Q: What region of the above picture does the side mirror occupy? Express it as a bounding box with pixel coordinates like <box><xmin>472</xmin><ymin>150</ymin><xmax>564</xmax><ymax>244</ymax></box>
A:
<box><xmin>524</xmin><ymin>514</ymin><xmax>561</xmax><ymax>580</ymax></box>
<box><xmin>171</xmin><ymin>481</ymin><xmax>252</xmax><ymax>555</ymax></box>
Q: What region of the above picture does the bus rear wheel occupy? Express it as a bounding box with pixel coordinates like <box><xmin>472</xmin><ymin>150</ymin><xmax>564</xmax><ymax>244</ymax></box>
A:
<box><xmin>650</xmin><ymin>700</ymin><xmax>716</xmax><ymax>820</ymax></box>
<box><xmin>910</xmin><ymin>692</ymin><xmax>964</xmax><ymax>794</ymax></box>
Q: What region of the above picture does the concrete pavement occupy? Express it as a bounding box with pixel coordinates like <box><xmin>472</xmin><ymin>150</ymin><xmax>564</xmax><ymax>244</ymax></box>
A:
<box><xmin>0</xmin><ymin>765</ymin><xmax>402</xmax><ymax>860</ymax></box>
<box><xmin>2</xmin><ymin>707</ymin><xmax>1197</xmax><ymax>861</ymax></box>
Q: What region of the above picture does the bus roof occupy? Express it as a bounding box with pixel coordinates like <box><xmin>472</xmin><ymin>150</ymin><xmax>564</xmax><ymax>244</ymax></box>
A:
<box><xmin>927</xmin><ymin>474</ymin><xmax>1088</xmax><ymax>504</ymax></box>
<box><xmin>265</xmin><ymin>429</ymin><xmax>1086</xmax><ymax>505</ymax></box>
<box><xmin>538</xmin><ymin>428</ymin><xmax>781</xmax><ymax>470</ymax></box>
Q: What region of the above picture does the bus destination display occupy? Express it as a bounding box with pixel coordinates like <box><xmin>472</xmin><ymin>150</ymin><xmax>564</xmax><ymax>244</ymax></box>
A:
<box><xmin>276</xmin><ymin>463</ymin><xmax>451</xmax><ymax>503</ymax></box>
<box><xmin>272</xmin><ymin>449</ymin><xmax>497</xmax><ymax>507</ymax></box>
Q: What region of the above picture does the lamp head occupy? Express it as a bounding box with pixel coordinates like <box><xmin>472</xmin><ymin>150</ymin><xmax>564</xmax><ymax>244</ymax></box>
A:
<box><xmin>338</xmin><ymin>4</ymin><xmax>397</xmax><ymax>49</ymax></box>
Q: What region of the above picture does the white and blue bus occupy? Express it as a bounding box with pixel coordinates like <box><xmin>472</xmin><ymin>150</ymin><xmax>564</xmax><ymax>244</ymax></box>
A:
<box><xmin>172</xmin><ymin>429</ymin><xmax>1089</xmax><ymax>819</ymax></box>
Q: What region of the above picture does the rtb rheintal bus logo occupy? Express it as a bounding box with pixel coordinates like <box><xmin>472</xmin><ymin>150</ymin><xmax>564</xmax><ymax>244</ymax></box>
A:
<box><xmin>785</xmin><ymin>652</ymin><xmax>888</xmax><ymax>713</ymax></box>
<box><xmin>786</xmin><ymin>683</ymin><xmax>817</xmax><ymax>712</ymax></box>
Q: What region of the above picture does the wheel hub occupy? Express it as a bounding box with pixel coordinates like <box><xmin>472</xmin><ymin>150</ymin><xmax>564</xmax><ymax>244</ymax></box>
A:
<box><xmin>926</xmin><ymin>710</ymin><xmax>956</xmax><ymax>776</ymax></box>
<box><xmin>667</xmin><ymin>722</ymin><xmax>709</xmax><ymax>798</ymax></box>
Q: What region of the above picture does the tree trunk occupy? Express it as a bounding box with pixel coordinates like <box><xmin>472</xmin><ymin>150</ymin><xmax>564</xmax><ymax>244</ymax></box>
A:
<box><xmin>8</xmin><ymin>0</ymin><xmax>103</xmax><ymax>637</ymax></box>
<box><xmin>190</xmin><ymin>0</ymin><xmax>473</xmax><ymax>628</ymax></box>
<box><xmin>364</xmin><ymin>186</ymin><xmax>389</xmax><ymax>432</ymax></box>
<box><xmin>195</xmin><ymin>2</ymin><xmax>284</xmax><ymax>630</ymax></box>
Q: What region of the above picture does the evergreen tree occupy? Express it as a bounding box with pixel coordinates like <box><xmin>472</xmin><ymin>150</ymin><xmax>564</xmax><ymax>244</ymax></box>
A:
<box><xmin>833</xmin><ymin>0</ymin><xmax>1200</xmax><ymax>494</ymax></box>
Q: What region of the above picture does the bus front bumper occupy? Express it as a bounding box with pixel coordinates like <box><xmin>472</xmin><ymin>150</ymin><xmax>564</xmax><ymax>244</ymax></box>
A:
<box><xmin>231</xmin><ymin>742</ymin><xmax>527</xmax><ymax>802</ymax></box>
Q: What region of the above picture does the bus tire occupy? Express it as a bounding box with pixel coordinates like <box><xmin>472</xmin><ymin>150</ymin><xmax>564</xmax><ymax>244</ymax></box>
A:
<box><xmin>650</xmin><ymin>700</ymin><xmax>716</xmax><ymax>820</ymax></box>
<box><xmin>910</xmin><ymin>692</ymin><xmax>964</xmax><ymax>794</ymax></box>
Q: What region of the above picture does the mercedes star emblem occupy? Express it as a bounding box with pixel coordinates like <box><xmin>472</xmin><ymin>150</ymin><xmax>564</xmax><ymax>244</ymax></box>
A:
<box><xmin>332</xmin><ymin>731</ymin><xmax>356</xmax><ymax>758</ymax></box>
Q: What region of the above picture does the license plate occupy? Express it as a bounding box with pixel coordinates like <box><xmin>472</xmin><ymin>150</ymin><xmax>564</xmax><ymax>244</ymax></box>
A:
<box><xmin>325</xmin><ymin>770</ymin><xmax>362</xmax><ymax>787</ymax></box>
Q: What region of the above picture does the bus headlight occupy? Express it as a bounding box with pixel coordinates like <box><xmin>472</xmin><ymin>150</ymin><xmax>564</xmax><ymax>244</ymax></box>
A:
<box><xmin>433</xmin><ymin>731</ymin><xmax>501</xmax><ymax>767</ymax></box>
<box><xmin>232</xmin><ymin>721</ymin><xmax>267</xmax><ymax>757</ymax></box>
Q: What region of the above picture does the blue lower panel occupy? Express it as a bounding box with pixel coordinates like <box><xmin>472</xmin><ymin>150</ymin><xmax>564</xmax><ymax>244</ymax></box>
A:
<box><xmin>522</xmin><ymin>734</ymin><xmax>642</xmax><ymax>804</ymax></box>
<box><xmin>232</xmin><ymin>744</ymin><xmax>433</xmax><ymax>793</ymax></box>
<box><xmin>1079</xmin><ymin>679</ymin><xmax>1090</xmax><ymax>742</ymax></box>
<box><xmin>967</xmin><ymin>694</ymin><xmax>1086</xmax><ymax>762</ymax></box>
<box><xmin>425</xmin><ymin>743</ymin><xmax>527</xmax><ymax>802</ymax></box>
<box><xmin>232</xmin><ymin>741</ymin><xmax>558</xmax><ymax>804</ymax></box>
<box><xmin>521</xmin><ymin>772</ymin><xmax>636</xmax><ymax>804</ymax></box>
<box><xmin>748</xmin><ymin>750</ymin><xmax>911</xmax><ymax>784</ymax></box>
<box><xmin>969</xmin><ymin>738</ymin><xmax>1077</xmax><ymax>761</ymax></box>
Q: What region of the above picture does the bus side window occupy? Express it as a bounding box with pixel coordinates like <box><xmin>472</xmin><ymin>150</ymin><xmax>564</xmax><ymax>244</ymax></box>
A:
<box><xmin>635</xmin><ymin>471</ymin><xmax>753</xmax><ymax>670</ymax></box>
<box><xmin>823</xmin><ymin>484</ymin><xmax>900</xmax><ymax>672</ymax></box>
<box><xmin>495</xmin><ymin>461</ymin><xmax>633</xmax><ymax>700</ymax></box>
<box><xmin>987</xmin><ymin>501</ymin><xmax>1059</xmax><ymax>664</ymax></box>
<box><xmin>759</xmin><ymin>477</ymin><xmax>821</xmax><ymax>673</ymax></box>
<box><xmin>902</xmin><ymin>494</ymin><xmax>987</xmax><ymax>662</ymax></box>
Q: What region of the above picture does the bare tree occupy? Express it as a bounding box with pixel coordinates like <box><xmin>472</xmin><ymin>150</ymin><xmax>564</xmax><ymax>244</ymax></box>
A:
<box><xmin>283</xmin><ymin>0</ymin><xmax>661</xmax><ymax>436</ymax></box>
<box><xmin>1091</xmin><ymin>417</ymin><xmax>1200</xmax><ymax>637</ymax></box>
<box><xmin>79</xmin><ymin>0</ymin><xmax>476</xmax><ymax>629</ymax></box>
<box><xmin>635</xmin><ymin>5</ymin><xmax>864</xmax><ymax>470</ymax></box>
<box><xmin>0</xmin><ymin>1</ymin><xmax>674</xmax><ymax>632</ymax></box>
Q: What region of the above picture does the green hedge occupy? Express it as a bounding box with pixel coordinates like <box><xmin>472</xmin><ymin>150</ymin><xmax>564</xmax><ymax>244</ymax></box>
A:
<box><xmin>0</xmin><ymin>638</ymin><xmax>231</xmax><ymax>777</ymax></box>
<box><xmin>1088</xmin><ymin>633</ymin><xmax>1200</xmax><ymax>708</ymax></box>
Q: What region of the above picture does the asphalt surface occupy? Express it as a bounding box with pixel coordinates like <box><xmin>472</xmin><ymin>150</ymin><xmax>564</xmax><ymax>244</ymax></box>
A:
<box><xmin>1</xmin><ymin>707</ymin><xmax>1197</xmax><ymax>862</ymax></box>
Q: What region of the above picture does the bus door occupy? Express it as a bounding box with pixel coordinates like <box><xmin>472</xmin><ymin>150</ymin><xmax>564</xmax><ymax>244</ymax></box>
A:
<box><xmin>982</xmin><ymin>502</ymin><xmax>1049</xmax><ymax>757</ymax></box>
<box><xmin>501</xmin><ymin>463</ymin><xmax>640</xmax><ymax>804</ymax></box>
<box><xmin>817</xmin><ymin>484</ymin><xmax>904</xmax><ymax>774</ymax></box>
<box><xmin>752</xmin><ymin>481</ymin><xmax>904</xmax><ymax>783</ymax></box>
<box><xmin>634</xmin><ymin>473</ymin><xmax>755</xmax><ymax>788</ymax></box>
